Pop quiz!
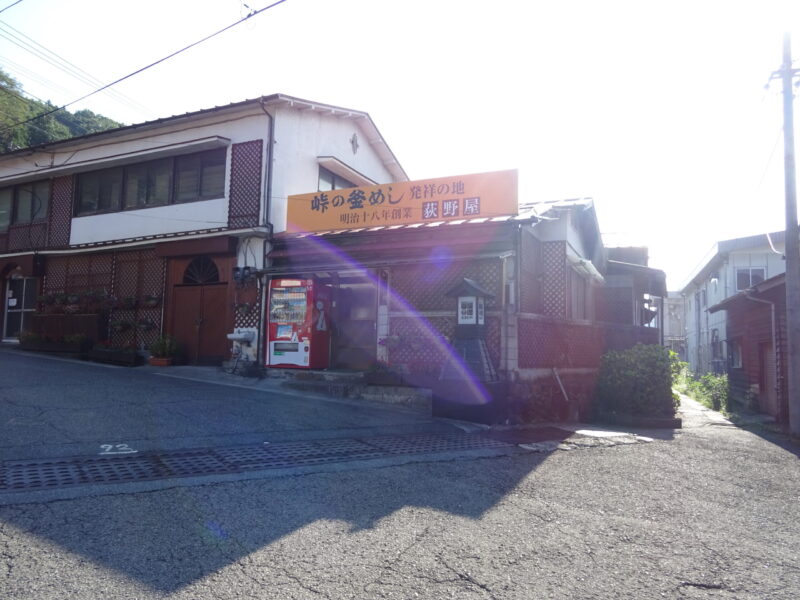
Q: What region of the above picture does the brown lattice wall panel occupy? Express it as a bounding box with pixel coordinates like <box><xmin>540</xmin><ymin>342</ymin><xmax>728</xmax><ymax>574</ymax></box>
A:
<box><xmin>48</xmin><ymin>176</ymin><xmax>72</xmax><ymax>248</ymax></box>
<box><xmin>43</xmin><ymin>256</ymin><xmax>68</xmax><ymax>293</ymax></box>
<box><xmin>517</xmin><ymin>317</ymin><xmax>604</xmax><ymax>369</ymax></box>
<box><xmin>541</xmin><ymin>241</ymin><xmax>566</xmax><ymax>318</ymax></box>
<box><xmin>388</xmin><ymin>315</ymin><xmax>455</xmax><ymax>374</ymax></box>
<box><xmin>8</xmin><ymin>223</ymin><xmax>47</xmax><ymax>251</ymax></box>
<box><xmin>234</xmin><ymin>281</ymin><xmax>261</xmax><ymax>329</ymax></box>
<box><xmin>109</xmin><ymin>249</ymin><xmax>166</xmax><ymax>347</ymax></box>
<box><xmin>486</xmin><ymin>316</ymin><xmax>502</xmax><ymax>368</ymax></box>
<box><xmin>389</xmin><ymin>259</ymin><xmax>503</xmax><ymax>312</ymax></box>
<box><xmin>519</xmin><ymin>232</ymin><xmax>541</xmax><ymax>313</ymax></box>
<box><xmin>228</xmin><ymin>140</ymin><xmax>263</xmax><ymax>229</ymax></box>
<box><xmin>65</xmin><ymin>255</ymin><xmax>91</xmax><ymax>291</ymax></box>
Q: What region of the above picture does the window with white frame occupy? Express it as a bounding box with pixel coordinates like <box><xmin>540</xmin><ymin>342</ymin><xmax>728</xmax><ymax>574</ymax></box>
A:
<box><xmin>736</xmin><ymin>267</ymin><xmax>765</xmax><ymax>291</ymax></box>
<box><xmin>75</xmin><ymin>148</ymin><xmax>226</xmax><ymax>217</ymax></box>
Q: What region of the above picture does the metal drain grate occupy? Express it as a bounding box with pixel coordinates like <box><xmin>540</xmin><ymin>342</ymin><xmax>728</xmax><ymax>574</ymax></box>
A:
<box><xmin>0</xmin><ymin>432</ymin><xmax>516</xmax><ymax>492</ymax></box>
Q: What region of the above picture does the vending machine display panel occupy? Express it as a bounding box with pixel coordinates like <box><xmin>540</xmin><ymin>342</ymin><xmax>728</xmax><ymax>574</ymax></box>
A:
<box><xmin>266</xmin><ymin>278</ymin><xmax>330</xmax><ymax>368</ymax></box>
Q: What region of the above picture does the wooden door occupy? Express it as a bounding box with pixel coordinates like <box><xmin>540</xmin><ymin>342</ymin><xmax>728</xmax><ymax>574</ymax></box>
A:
<box><xmin>197</xmin><ymin>284</ymin><xmax>228</xmax><ymax>364</ymax></box>
<box><xmin>171</xmin><ymin>283</ymin><xmax>229</xmax><ymax>365</ymax></box>
<box><xmin>759</xmin><ymin>342</ymin><xmax>778</xmax><ymax>417</ymax></box>
<box><xmin>172</xmin><ymin>286</ymin><xmax>202</xmax><ymax>363</ymax></box>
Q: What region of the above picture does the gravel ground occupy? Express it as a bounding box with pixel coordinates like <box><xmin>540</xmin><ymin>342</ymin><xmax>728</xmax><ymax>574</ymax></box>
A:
<box><xmin>1</xmin><ymin>397</ymin><xmax>799</xmax><ymax>599</ymax></box>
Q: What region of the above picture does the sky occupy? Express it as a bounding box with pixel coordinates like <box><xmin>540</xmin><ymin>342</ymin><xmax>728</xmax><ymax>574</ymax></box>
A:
<box><xmin>1</xmin><ymin>0</ymin><xmax>799</xmax><ymax>289</ymax></box>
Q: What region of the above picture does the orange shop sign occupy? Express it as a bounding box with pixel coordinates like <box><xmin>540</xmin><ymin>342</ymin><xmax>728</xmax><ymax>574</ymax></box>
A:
<box><xmin>285</xmin><ymin>169</ymin><xmax>518</xmax><ymax>233</ymax></box>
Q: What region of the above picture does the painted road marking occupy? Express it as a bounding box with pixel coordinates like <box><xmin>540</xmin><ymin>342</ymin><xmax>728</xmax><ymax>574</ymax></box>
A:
<box><xmin>99</xmin><ymin>443</ymin><xmax>138</xmax><ymax>455</ymax></box>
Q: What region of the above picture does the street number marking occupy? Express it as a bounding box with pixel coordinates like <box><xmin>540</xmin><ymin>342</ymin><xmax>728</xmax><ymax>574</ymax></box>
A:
<box><xmin>99</xmin><ymin>443</ymin><xmax>138</xmax><ymax>455</ymax></box>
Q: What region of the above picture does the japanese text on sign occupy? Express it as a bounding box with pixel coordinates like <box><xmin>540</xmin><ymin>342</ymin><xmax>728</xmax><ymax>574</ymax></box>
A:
<box><xmin>286</xmin><ymin>169</ymin><xmax>518</xmax><ymax>233</ymax></box>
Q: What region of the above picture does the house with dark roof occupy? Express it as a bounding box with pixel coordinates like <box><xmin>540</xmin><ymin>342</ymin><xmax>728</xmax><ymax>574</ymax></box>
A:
<box><xmin>269</xmin><ymin>195</ymin><xmax>665</xmax><ymax>421</ymax></box>
<box><xmin>0</xmin><ymin>94</ymin><xmax>405</xmax><ymax>362</ymax></box>
<box><xmin>680</xmin><ymin>231</ymin><xmax>786</xmax><ymax>375</ymax></box>
<box><xmin>709</xmin><ymin>273</ymin><xmax>786</xmax><ymax>421</ymax></box>
<box><xmin>0</xmin><ymin>96</ymin><xmax>665</xmax><ymax>422</ymax></box>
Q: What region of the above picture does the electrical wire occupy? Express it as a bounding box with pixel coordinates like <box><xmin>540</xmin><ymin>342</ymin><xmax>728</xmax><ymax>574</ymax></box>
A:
<box><xmin>0</xmin><ymin>0</ymin><xmax>290</xmax><ymax>136</ymax></box>
<box><xmin>0</xmin><ymin>20</ymin><xmax>155</xmax><ymax>117</ymax></box>
<box><xmin>0</xmin><ymin>0</ymin><xmax>22</xmax><ymax>16</ymax></box>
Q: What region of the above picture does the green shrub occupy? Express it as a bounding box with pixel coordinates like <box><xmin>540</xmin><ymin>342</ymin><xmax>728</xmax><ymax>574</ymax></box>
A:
<box><xmin>681</xmin><ymin>372</ymin><xmax>729</xmax><ymax>413</ymax></box>
<box><xmin>594</xmin><ymin>343</ymin><xmax>678</xmax><ymax>418</ymax></box>
<box><xmin>149</xmin><ymin>335</ymin><xmax>179</xmax><ymax>358</ymax></box>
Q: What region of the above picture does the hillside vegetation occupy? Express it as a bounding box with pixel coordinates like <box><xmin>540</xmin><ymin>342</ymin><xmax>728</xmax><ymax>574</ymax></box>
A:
<box><xmin>0</xmin><ymin>68</ymin><xmax>122</xmax><ymax>152</ymax></box>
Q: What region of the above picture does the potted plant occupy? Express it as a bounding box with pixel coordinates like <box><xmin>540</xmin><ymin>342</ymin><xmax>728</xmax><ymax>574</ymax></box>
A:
<box><xmin>18</xmin><ymin>330</ymin><xmax>43</xmax><ymax>350</ymax></box>
<box><xmin>88</xmin><ymin>341</ymin><xmax>141</xmax><ymax>366</ymax></box>
<box><xmin>149</xmin><ymin>334</ymin><xmax>178</xmax><ymax>366</ymax></box>
<box><xmin>110</xmin><ymin>319</ymin><xmax>133</xmax><ymax>333</ymax></box>
<box><xmin>119</xmin><ymin>296</ymin><xmax>138</xmax><ymax>310</ymax></box>
<box><xmin>137</xmin><ymin>319</ymin><xmax>155</xmax><ymax>332</ymax></box>
<box><xmin>142</xmin><ymin>294</ymin><xmax>161</xmax><ymax>308</ymax></box>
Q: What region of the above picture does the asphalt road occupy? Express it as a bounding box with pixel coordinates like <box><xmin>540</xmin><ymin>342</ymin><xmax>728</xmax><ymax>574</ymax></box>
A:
<box><xmin>0</xmin><ymin>348</ymin><xmax>453</xmax><ymax>461</ymax></box>
<box><xmin>1</xmin><ymin>350</ymin><xmax>799</xmax><ymax>598</ymax></box>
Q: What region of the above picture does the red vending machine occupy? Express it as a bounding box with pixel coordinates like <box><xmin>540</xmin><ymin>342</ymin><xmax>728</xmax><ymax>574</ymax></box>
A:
<box><xmin>266</xmin><ymin>278</ymin><xmax>331</xmax><ymax>368</ymax></box>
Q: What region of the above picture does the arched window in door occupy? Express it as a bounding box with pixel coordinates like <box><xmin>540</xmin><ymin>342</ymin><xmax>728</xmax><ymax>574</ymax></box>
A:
<box><xmin>182</xmin><ymin>256</ymin><xmax>220</xmax><ymax>285</ymax></box>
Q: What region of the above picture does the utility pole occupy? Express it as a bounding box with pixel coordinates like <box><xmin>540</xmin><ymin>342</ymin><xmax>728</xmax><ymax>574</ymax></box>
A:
<box><xmin>779</xmin><ymin>33</ymin><xmax>800</xmax><ymax>434</ymax></box>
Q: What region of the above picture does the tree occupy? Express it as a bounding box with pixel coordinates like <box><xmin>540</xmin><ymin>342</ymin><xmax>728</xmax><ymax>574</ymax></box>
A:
<box><xmin>0</xmin><ymin>68</ymin><xmax>122</xmax><ymax>150</ymax></box>
<box><xmin>0</xmin><ymin>70</ymin><xmax>31</xmax><ymax>151</ymax></box>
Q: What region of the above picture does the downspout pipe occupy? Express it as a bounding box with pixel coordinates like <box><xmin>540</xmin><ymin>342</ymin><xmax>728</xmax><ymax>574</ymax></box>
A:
<box><xmin>743</xmin><ymin>292</ymin><xmax>777</xmax><ymax>411</ymax></box>
<box><xmin>257</xmin><ymin>98</ymin><xmax>276</xmax><ymax>373</ymax></box>
<box><xmin>258</xmin><ymin>97</ymin><xmax>275</xmax><ymax>238</ymax></box>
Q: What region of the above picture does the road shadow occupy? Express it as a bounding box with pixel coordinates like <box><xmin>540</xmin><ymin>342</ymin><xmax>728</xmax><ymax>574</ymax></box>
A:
<box><xmin>0</xmin><ymin>448</ymin><xmax>554</xmax><ymax>593</ymax></box>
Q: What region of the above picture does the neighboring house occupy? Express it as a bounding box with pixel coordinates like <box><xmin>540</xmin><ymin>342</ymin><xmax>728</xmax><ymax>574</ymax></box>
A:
<box><xmin>269</xmin><ymin>197</ymin><xmax>665</xmax><ymax>421</ymax></box>
<box><xmin>708</xmin><ymin>274</ymin><xmax>786</xmax><ymax>422</ymax></box>
<box><xmin>680</xmin><ymin>231</ymin><xmax>785</xmax><ymax>375</ymax></box>
<box><xmin>664</xmin><ymin>292</ymin><xmax>686</xmax><ymax>360</ymax></box>
<box><xmin>0</xmin><ymin>94</ymin><xmax>406</xmax><ymax>362</ymax></box>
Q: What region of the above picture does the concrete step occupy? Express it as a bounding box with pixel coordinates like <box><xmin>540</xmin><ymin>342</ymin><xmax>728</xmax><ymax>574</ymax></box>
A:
<box><xmin>264</xmin><ymin>367</ymin><xmax>366</xmax><ymax>383</ymax></box>
<box><xmin>281</xmin><ymin>379</ymin><xmax>432</xmax><ymax>414</ymax></box>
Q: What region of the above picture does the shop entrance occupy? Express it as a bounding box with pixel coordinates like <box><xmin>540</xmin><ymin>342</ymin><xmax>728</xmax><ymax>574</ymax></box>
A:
<box><xmin>333</xmin><ymin>276</ymin><xmax>378</xmax><ymax>370</ymax></box>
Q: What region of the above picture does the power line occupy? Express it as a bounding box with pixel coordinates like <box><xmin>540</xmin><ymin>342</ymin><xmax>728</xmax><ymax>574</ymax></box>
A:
<box><xmin>0</xmin><ymin>0</ymin><xmax>22</xmax><ymax>16</ymax></box>
<box><xmin>0</xmin><ymin>0</ymin><xmax>290</xmax><ymax>136</ymax></box>
<box><xmin>0</xmin><ymin>54</ymin><xmax>71</xmax><ymax>102</ymax></box>
<box><xmin>0</xmin><ymin>19</ymin><xmax>155</xmax><ymax>117</ymax></box>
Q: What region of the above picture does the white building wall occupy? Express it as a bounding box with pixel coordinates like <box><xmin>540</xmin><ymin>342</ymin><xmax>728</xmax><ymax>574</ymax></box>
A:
<box><xmin>0</xmin><ymin>107</ymin><xmax>272</xmax><ymax>245</ymax></box>
<box><xmin>684</xmin><ymin>243</ymin><xmax>786</xmax><ymax>374</ymax></box>
<box><xmin>269</xmin><ymin>106</ymin><xmax>397</xmax><ymax>233</ymax></box>
<box><xmin>0</xmin><ymin>103</ymin><xmax>400</xmax><ymax>244</ymax></box>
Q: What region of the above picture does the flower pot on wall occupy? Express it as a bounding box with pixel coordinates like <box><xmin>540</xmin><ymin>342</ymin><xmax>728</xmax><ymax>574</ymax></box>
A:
<box><xmin>148</xmin><ymin>356</ymin><xmax>173</xmax><ymax>367</ymax></box>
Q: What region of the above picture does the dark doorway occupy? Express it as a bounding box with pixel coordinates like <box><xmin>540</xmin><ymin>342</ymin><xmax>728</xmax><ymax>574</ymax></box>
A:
<box><xmin>333</xmin><ymin>277</ymin><xmax>378</xmax><ymax>370</ymax></box>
